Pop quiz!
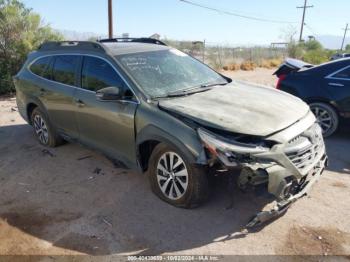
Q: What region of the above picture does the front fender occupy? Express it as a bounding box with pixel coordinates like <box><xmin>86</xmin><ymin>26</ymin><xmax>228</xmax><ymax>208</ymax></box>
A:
<box><xmin>135</xmin><ymin>102</ymin><xmax>208</xmax><ymax>167</ymax></box>
<box><xmin>136</xmin><ymin>124</ymin><xmax>205</xmax><ymax>164</ymax></box>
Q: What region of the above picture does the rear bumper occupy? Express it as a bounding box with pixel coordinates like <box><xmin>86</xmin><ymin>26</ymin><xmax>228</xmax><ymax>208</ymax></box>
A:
<box><xmin>16</xmin><ymin>92</ymin><xmax>29</xmax><ymax>123</ymax></box>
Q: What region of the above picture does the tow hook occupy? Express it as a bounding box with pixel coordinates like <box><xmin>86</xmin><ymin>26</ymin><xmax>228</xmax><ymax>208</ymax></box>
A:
<box><xmin>246</xmin><ymin>202</ymin><xmax>292</xmax><ymax>228</ymax></box>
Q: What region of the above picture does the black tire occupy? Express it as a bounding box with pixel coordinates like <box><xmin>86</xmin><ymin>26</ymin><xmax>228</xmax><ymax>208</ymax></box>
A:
<box><xmin>148</xmin><ymin>143</ymin><xmax>209</xmax><ymax>208</ymax></box>
<box><xmin>310</xmin><ymin>102</ymin><xmax>339</xmax><ymax>138</ymax></box>
<box><xmin>31</xmin><ymin>107</ymin><xmax>64</xmax><ymax>147</ymax></box>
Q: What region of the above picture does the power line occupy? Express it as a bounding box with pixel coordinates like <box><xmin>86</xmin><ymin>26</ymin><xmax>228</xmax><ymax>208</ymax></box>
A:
<box><xmin>178</xmin><ymin>0</ymin><xmax>297</xmax><ymax>24</ymax></box>
<box><xmin>297</xmin><ymin>0</ymin><xmax>314</xmax><ymax>42</ymax></box>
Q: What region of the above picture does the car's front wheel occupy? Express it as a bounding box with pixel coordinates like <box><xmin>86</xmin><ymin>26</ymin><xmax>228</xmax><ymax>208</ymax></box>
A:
<box><xmin>310</xmin><ymin>102</ymin><xmax>339</xmax><ymax>137</ymax></box>
<box><xmin>148</xmin><ymin>143</ymin><xmax>209</xmax><ymax>208</ymax></box>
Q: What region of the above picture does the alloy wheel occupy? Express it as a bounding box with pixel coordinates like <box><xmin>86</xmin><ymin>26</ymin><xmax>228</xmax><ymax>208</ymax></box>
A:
<box><xmin>310</xmin><ymin>105</ymin><xmax>335</xmax><ymax>135</ymax></box>
<box><xmin>33</xmin><ymin>114</ymin><xmax>49</xmax><ymax>144</ymax></box>
<box><xmin>156</xmin><ymin>152</ymin><xmax>189</xmax><ymax>200</ymax></box>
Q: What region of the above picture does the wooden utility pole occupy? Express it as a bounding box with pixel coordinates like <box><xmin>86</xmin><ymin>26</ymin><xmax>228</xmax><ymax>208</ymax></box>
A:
<box><xmin>108</xmin><ymin>0</ymin><xmax>113</xmax><ymax>39</ymax></box>
<box><xmin>297</xmin><ymin>0</ymin><xmax>313</xmax><ymax>42</ymax></box>
<box><xmin>203</xmin><ymin>39</ymin><xmax>206</xmax><ymax>63</ymax></box>
<box><xmin>340</xmin><ymin>23</ymin><xmax>349</xmax><ymax>51</ymax></box>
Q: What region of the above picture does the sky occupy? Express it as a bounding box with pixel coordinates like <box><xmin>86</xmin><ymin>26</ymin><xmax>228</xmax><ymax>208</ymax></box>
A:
<box><xmin>22</xmin><ymin>0</ymin><xmax>350</xmax><ymax>46</ymax></box>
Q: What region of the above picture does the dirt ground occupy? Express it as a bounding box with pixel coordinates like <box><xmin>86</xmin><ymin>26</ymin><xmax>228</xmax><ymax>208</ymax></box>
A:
<box><xmin>0</xmin><ymin>69</ymin><xmax>349</xmax><ymax>257</ymax></box>
<box><xmin>223</xmin><ymin>68</ymin><xmax>278</xmax><ymax>87</ymax></box>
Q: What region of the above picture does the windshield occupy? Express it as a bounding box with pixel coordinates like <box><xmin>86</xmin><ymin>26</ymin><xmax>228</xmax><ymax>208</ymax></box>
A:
<box><xmin>117</xmin><ymin>49</ymin><xmax>227</xmax><ymax>97</ymax></box>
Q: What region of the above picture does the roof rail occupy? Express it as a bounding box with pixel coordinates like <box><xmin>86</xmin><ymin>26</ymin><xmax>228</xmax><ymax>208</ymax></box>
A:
<box><xmin>98</xmin><ymin>37</ymin><xmax>167</xmax><ymax>46</ymax></box>
<box><xmin>38</xmin><ymin>41</ymin><xmax>107</xmax><ymax>53</ymax></box>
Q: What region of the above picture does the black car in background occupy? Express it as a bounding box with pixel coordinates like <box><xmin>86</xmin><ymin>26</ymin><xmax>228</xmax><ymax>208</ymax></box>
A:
<box><xmin>275</xmin><ymin>58</ymin><xmax>350</xmax><ymax>137</ymax></box>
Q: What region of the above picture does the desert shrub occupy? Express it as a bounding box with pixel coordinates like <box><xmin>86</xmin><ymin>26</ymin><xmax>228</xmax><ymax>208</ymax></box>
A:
<box><xmin>228</xmin><ymin>63</ymin><xmax>240</xmax><ymax>71</ymax></box>
<box><xmin>269</xmin><ymin>58</ymin><xmax>283</xmax><ymax>67</ymax></box>
<box><xmin>240</xmin><ymin>61</ymin><xmax>256</xmax><ymax>71</ymax></box>
<box><xmin>259</xmin><ymin>59</ymin><xmax>273</xmax><ymax>69</ymax></box>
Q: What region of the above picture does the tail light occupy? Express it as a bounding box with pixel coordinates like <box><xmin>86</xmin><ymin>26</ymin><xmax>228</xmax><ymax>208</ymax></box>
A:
<box><xmin>276</xmin><ymin>74</ymin><xmax>287</xmax><ymax>89</ymax></box>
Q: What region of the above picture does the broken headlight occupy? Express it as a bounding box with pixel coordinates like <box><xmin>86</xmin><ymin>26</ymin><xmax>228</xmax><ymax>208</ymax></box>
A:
<box><xmin>197</xmin><ymin>128</ymin><xmax>269</xmax><ymax>166</ymax></box>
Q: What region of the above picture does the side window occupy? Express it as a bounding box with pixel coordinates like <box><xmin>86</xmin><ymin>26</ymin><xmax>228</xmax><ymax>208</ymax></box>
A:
<box><xmin>30</xmin><ymin>56</ymin><xmax>51</xmax><ymax>79</ymax></box>
<box><xmin>333</xmin><ymin>67</ymin><xmax>350</xmax><ymax>79</ymax></box>
<box><xmin>81</xmin><ymin>56</ymin><xmax>126</xmax><ymax>92</ymax></box>
<box><xmin>52</xmin><ymin>55</ymin><xmax>79</xmax><ymax>86</ymax></box>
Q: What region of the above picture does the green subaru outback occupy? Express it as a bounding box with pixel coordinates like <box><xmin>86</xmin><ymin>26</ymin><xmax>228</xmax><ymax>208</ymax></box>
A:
<box><xmin>14</xmin><ymin>39</ymin><xmax>327</xmax><ymax>227</ymax></box>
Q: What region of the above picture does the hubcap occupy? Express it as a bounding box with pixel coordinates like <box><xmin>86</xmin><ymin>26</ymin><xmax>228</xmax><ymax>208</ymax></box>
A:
<box><xmin>156</xmin><ymin>152</ymin><xmax>188</xmax><ymax>200</ymax></box>
<box><xmin>33</xmin><ymin>115</ymin><xmax>49</xmax><ymax>144</ymax></box>
<box><xmin>311</xmin><ymin>106</ymin><xmax>333</xmax><ymax>134</ymax></box>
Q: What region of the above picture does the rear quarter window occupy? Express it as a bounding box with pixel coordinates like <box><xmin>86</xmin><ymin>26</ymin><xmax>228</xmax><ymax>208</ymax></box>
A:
<box><xmin>29</xmin><ymin>56</ymin><xmax>51</xmax><ymax>78</ymax></box>
<box><xmin>333</xmin><ymin>67</ymin><xmax>350</xmax><ymax>79</ymax></box>
<box><xmin>52</xmin><ymin>55</ymin><xmax>79</xmax><ymax>86</ymax></box>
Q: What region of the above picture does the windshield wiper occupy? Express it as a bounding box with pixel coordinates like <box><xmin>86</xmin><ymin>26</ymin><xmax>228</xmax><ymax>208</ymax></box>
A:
<box><xmin>200</xmin><ymin>81</ymin><xmax>228</xmax><ymax>88</ymax></box>
<box><xmin>169</xmin><ymin>81</ymin><xmax>228</xmax><ymax>96</ymax></box>
<box><xmin>153</xmin><ymin>81</ymin><xmax>228</xmax><ymax>99</ymax></box>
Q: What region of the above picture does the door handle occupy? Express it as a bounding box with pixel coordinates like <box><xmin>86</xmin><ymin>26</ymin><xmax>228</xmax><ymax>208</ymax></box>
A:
<box><xmin>75</xmin><ymin>99</ymin><xmax>85</xmax><ymax>107</ymax></box>
<box><xmin>328</xmin><ymin>82</ymin><xmax>344</xmax><ymax>87</ymax></box>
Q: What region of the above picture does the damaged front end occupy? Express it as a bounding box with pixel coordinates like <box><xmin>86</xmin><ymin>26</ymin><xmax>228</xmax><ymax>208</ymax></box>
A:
<box><xmin>197</xmin><ymin>113</ymin><xmax>328</xmax><ymax>228</ymax></box>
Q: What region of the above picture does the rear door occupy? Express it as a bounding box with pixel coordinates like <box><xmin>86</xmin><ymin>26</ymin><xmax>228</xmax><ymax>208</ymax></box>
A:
<box><xmin>33</xmin><ymin>54</ymin><xmax>80</xmax><ymax>139</ymax></box>
<box><xmin>325</xmin><ymin>65</ymin><xmax>350</xmax><ymax>112</ymax></box>
<box><xmin>74</xmin><ymin>55</ymin><xmax>138</xmax><ymax>167</ymax></box>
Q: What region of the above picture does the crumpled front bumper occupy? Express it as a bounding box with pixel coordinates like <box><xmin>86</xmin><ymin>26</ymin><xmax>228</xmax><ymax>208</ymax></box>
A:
<box><xmin>216</xmin><ymin>120</ymin><xmax>328</xmax><ymax>228</ymax></box>
<box><xmin>246</xmin><ymin>153</ymin><xmax>328</xmax><ymax>228</ymax></box>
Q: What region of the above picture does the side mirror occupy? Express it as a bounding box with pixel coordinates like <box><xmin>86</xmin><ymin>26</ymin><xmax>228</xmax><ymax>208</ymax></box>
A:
<box><xmin>96</xmin><ymin>86</ymin><xmax>122</xmax><ymax>101</ymax></box>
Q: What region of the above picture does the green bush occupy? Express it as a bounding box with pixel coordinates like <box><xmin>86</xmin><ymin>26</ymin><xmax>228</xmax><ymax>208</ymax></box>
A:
<box><xmin>287</xmin><ymin>39</ymin><xmax>335</xmax><ymax>65</ymax></box>
<box><xmin>0</xmin><ymin>0</ymin><xmax>63</xmax><ymax>95</ymax></box>
<box><xmin>302</xmin><ymin>50</ymin><xmax>329</xmax><ymax>64</ymax></box>
<box><xmin>303</xmin><ymin>40</ymin><xmax>323</xmax><ymax>51</ymax></box>
<box><xmin>345</xmin><ymin>44</ymin><xmax>350</xmax><ymax>52</ymax></box>
<box><xmin>287</xmin><ymin>41</ymin><xmax>305</xmax><ymax>59</ymax></box>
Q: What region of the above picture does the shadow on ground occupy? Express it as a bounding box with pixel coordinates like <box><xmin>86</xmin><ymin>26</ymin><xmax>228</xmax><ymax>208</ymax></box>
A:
<box><xmin>325</xmin><ymin>121</ymin><xmax>350</xmax><ymax>175</ymax></box>
<box><xmin>0</xmin><ymin>122</ymin><xmax>348</xmax><ymax>255</ymax></box>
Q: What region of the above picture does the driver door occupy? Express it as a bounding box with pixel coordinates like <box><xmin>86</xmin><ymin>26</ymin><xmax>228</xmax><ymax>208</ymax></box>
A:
<box><xmin>74</xmin><ymin>55</ymin><xmax>138</xmax><ymax>167</ymax></box>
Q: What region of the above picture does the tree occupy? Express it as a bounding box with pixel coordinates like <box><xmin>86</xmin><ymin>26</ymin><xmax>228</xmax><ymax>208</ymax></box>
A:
<box><xmin>345</xmin><ymin>44</ymin><xmax>350</xmax><ymax>52</ymax></box>
<box><xmin>303</xmin><ymin>40</ymin><xmax>323</xmax><ymax>51</ymax></box>
<box><xmin>0</xmin><ymin>0</ymin><xmax>63</xmax><ymax>94</ymax></box>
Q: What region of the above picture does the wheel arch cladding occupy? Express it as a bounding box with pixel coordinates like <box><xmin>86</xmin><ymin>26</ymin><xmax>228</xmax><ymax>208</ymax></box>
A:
<box><xmin>138</xmin><ymin>139</ymin><xmax>160</xmax><ymax>172</ymax></box>
<box><xmin>27</xmin><ymin>102</ymin><xmax>38</xmax><ymax>124</ymax></box>
<box><xmin>26</xmin><ymin>96</ymin><xmax>50</xmax><ymax>125</ymax></box>
<box><xmin>136</xmin><ymin>125</ymin><xmax>206</xmax><ymax>172</ymax></box>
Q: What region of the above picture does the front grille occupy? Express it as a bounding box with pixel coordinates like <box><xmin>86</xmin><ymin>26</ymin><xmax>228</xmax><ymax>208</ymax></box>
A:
<box><xmin>285</xmin><ymin>124</ymin><xmax>325</xmax><ymax>172</ymax></box>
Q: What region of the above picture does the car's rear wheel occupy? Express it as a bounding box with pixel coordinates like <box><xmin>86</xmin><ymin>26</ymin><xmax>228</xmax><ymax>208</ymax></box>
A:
<box><xmin>31</xmin><ymin>108</ymin><xmax>64</xmax><ymax>147</ymax></box>
<box><xmin>148</xmin><ymin>143</ymin><xmax>209</xmax><ymax>208</ymax></box>
<box><xmin>310</xmin><ymin>102</ymin><xmax>339</xmax><ymax>137</ymax></box>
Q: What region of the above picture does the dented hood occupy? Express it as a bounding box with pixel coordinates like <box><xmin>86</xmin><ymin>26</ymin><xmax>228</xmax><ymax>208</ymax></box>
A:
<box><xmin>159</xmin><ymin>81</ymin><xmax>309</xmax><ymax>136</ymax></box>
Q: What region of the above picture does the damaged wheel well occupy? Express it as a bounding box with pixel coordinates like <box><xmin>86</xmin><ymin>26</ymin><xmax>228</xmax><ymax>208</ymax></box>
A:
<box><xmin>27</xmin><ymin>103</ymin><xmax>38</xmax><ymax>124</ymax></box>
<box><xmin>138</xmin><ymin>140</ymin><xmax>161</xmax><ymax>172</ymax></box>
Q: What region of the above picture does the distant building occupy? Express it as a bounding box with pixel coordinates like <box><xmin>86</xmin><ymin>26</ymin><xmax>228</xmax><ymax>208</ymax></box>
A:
<box><xmin>150</xmin><ymin>33</ymin><xmax>160</xmax><ymax>40</ymax></box>
<box><xmin>122</xmin><ymin>33</ymin><xmax>130</xmax><ymax>38</ymax></box>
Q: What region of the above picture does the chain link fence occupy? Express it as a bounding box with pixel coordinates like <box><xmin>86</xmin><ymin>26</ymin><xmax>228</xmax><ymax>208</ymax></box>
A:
<box><xmin>164</xmin><ymin>40</ymin><xmax>287</xmax><ymax>70</ymax></box>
